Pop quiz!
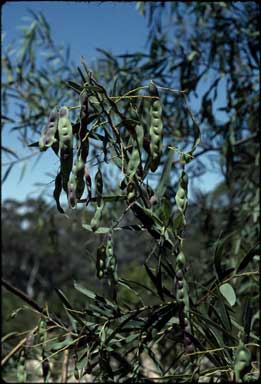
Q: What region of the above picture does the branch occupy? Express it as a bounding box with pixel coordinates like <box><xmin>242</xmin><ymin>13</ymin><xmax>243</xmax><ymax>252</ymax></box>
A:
<box><xmin>2</xmin><ymin>278</ymin><xmax>44</xmax><ymax>313</ymax></box>
<box><xmin>1</xmin><ymin>278</ymin><xmax>66</xmax><ymax>329</ymax></box>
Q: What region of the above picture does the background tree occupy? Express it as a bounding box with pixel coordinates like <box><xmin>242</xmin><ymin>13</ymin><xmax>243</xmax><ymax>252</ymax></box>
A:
<box><xmin>1</xmin><ymin>2</ymin><xmax>259</xmax><ymax>382</ymax></box>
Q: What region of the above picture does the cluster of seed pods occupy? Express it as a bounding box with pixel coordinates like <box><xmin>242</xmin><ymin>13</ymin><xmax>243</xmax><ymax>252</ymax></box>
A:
<box><xmin>38</xmin><ymin>86</ymin><xmax>92</xmax><ymax>210</ymax></box>
<box><xmin>106</xmin><ymin>234</ymin><xmax>118</xmax><ymax>281</ymax></box>
<box><xmin>96</xmin><ymin>235</ymin><xmax>118</xmax><ymax>282</ymax></box>
<box><xmin>67</xmin><ymin>90</ymin><xmax>90</xmax><ymax>208</ymax></box>
<box><xmin>96</xmin><ymin>244</ymin><xmax>107</xmax><ymax>279</ymax></box>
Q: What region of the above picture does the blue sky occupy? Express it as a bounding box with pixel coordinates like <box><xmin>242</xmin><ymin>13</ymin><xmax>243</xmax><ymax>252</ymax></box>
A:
<box><xmin>2</xmin><ymin>1</ymin><xmax>224</xmax><ymax>204</ymax></box>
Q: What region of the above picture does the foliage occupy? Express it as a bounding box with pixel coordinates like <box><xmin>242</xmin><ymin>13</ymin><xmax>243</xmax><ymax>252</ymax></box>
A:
<box><xmin>1</xmin><ymin>2</ymin><xmax>260</xmax><ymax>383</ymax></box>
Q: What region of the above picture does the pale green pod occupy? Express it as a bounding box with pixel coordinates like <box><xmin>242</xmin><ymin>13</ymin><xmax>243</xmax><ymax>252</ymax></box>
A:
<box><xmin>90</xmin><ymin>201</ymin><xmax>104</xmax><ymax>231</ymax></box>
<box><xmin>149</xmin><ymin>97</ymin><xmax>163</xmax><ymax>172</ymax></box>
<box><xmin>58</xmin><ymin>106</ymin><xmax>73</xmax><ymax>150</ymax></box>
<box><xmin>177</xmin><ymin>251</ymin><xmax>186</xmax><ymax>267</ymax></box>
<box><xmin>127</xmin><ymin>181</ymin><xmax>136</xmax><ymax>203</ymax></box>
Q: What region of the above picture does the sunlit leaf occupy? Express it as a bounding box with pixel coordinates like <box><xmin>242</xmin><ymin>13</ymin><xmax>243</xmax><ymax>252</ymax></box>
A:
<box><xmin>219</xmin><ymin>283</ymin><xmax>236</xmax><ymax>307</ymax></box>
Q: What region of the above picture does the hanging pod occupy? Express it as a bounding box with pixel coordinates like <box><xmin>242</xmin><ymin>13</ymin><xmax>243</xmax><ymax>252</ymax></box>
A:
<box><xmin>58</xmin><ymin>106</ymin><xmax>73</xmax><ymax>193</ymax></box>
<box><xmin>39</xmin><ymin>106</ymin><xmax>59</xmax><ymax>151</ymax></box>
<box><xmin>148</xmin><ymin>82</ymin><xmax>163</xmax><ymax>172</ymax></box>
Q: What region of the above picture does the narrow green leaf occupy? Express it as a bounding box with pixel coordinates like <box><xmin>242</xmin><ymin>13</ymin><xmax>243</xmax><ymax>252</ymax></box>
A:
<box><xmin>144</xmin><ymin>263</ymin><xmax>164</xmax><ymax>301</ymax></box>
<box><xmin>18</xmin><ymin>162</ymin><xmax>27</xmax><ymax>184</ymax></box>
<box><xmin>53</xmin><ymin>172</ymin><xmax>64</xmax><ymax>214</ymax></box>
<box><xmin>219</xmin><ymin>283</ymin><xmax>236</xmax><ymax>306</ymax></box>
<box><xmin>2</xmin><ymin>164</ymin><xmax>13</xmax><ymax>183</ymax></box>
<box><xmin>28</xmin><ymin>141</ymin><xmax>40</xmax><ymax>148</ymax></box>
<box><xmin>236</xmin><ymin>246</ymin><xmax>259</xmax><ymax>273</ymax></box>
<box><xmin>55</xmin><ymin>288</ymin><xmax>72</xmax><ymax>309</ymax></box>
<box><xmin>1</xmin><ymin>146</ymin><xmax>18</xmax><ymax>158</ymax></box>
<box><xmin>65</xmin><ymin>80</ymin><xmax>83</xmax><ymax>94</ymax></box>
<box><xmin>118</xmin><ymin>279</ymin><xmax>144</xmax><ymax>305</ymax></box>
<box><xmin>74</xmin><ymin>282</ymin><xmax>96</xmax><ymax>300</ymax></box>
<box><xmin>82</xmin><ymin>224</ymin><xmax>111</xmax><ymax>234</ymax></box>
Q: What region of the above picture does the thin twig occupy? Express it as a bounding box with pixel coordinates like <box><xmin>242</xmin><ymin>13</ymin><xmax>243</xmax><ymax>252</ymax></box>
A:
<box><xmin>156</xmin><ymin>85</ymin><xmax>188</xmax><ymax>94</ymax></box>
<box><xmin>1</xmin><ymin>279</ymin><xmax>66</xmax><ymax>330</ymax></box>
<box><xmin>2</xmin><ymin>279</ymin><xmax>44</xmax><ymax>314</ymax></box>
<box><xmin>1</xmin><ymin>326</ymin><xmax>38</xmax><ymax>367</ymax></box>
<box><xmin>196</xmin><ymin>271</ymin><xmax>259</xmax><ymax>306</ymax></box>
<box><xmin>35</xmin><ymin>335</ymin><xmax>86</xmax><ymax>371</ymax></box>
<box><xmin>2</xmin><ymin>151</ymin><xmax>39</xmax><ymax>167</ymax></box>
<box><xmin>61</xmin><ymin>349</ymin><xmax>69</xmax><ymax>383</ymax></box>
<box><xmin>185</xmin><ymin>342</ymin><xmax>260</xmax><ymax>357</ymax></box>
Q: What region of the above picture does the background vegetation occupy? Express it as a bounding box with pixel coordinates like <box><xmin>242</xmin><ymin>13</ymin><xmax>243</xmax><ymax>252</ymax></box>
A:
<box><xmin>2</xmin><ymin>2</ymin><xmax>260</xmax><ymax>382</ymax></box>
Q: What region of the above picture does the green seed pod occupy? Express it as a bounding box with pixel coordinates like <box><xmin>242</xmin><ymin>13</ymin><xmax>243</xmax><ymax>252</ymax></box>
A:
<box><xmin>95</xmin><ymin>168</ymin><xmax>103</xmax><ymax>205</ymax></box>
<box><xmin>182</xmin><ymin>280</ymin><xmax>190</xmax><ymax>310</ymax></box>
<box><xmin>176</xmin><ymin>196</ymin><xmax>187</xmax><ymax>212</ymax></box>
<box><xmin>96</xmin><ymin>244</ymin><xmax>107</xmax><ymax>279</ymax></box>
<box><xmin>149</xmin><ymin>96</ymin><xmax>163</xmax><ymax>172</ymax></box>
<box><xmin>141</xmin><ymin>98</ymin><xmax>152</xmax><ymax>132</ymax></box>
<box><xmin>38</xmin><ymin>318</ymin><xmax>47</xmax><ymax>344</ymax></box>
<box><xmin>237</xmin><ymin>349</ymin><xmax>251</xmax><ymax>363</ymax></box>
<box><xmin>177</xmin><ymin>251</ymin><xmax>186</xmax><ymax>267</ymax></box>
<box><xmin>39</xmin><ymin>107</ymin><xmax>59</xmax><ymax>151</ymax></box>
<box><xmin>58</xmin><ymin>106</ymin><xmax>73</xmax><ymax>150</ymax></box>
<box><xmin>98</xmin><ymin>270</ymin><xmax>104</xmax><ymax>278</ymax></box>
<box><xmin>17</xmin><ymin>349</ymin><xmax>27</xmax><ymax>383</ymax></box>
<box><xmin>151</xmin><ymin>107</ymin><xmax>161</xmax><ymax>119</ymax></box>
<box><xmin>84</xmin><ymin>167</ymin><xmax>92</xmax><ymax>204</ymax></box>
<box><xmin>127</xmin><ymin>180</ymin><xmax>136</xmax><ymax>203</ymax></box>
<box><xmin>76</xmin><ymin>157</ymin><xmax>84</xmax><ymax>172</ymax></box>
<box><xmin>60</xmin><ymin>148</ymin><xmax>73</xmax><ymax>193</ymax></box>
<box><xmin>67</xmin><ymin>154</ymin><xmax>86</xmax><ymax>208</ymax></box>
<box><xmin>78</xmin><ymin>91</ymin><xmax>90</xmax><ymax>182</ymax></box>
<box><xmin>175</xmin><ymin>171</ymin><xmax>188</xmax><ymax>223</ymax></box>
<box><xmin>234</xmin><ymin>343</ymin><xmax>252</xmax><ymax>382</ymax></box>
<box><xmin>176</xmin><ymin>188</ymin><xmax>186</xmax><ymax>199</ymax></box>
<box><xmin>58</xmin><ymin>107</ymin><xmax>73</xmax><ymax>193</ymax></box>
<box><xmin>68</xmin><ymin>169</ymin><xmax>77</xmax><ymax>208</ymax></box>
<box><xmin>127</xmin><ymin>138</ymin><xmax>140</xmax><ymax>180</ymax></box>
<box><xmin>176</xmin><ymin>269</ymin><xmax>183</xmax><ymax>280</ymax></box>
<box><xmin>74</xmin><ymin>157</ymin><xmax>85</xmax><ymax>200</ymax></box>
<box><xmin>90</xmin><ymin>201</ymin><xmax>104</xmax><ymax>231</ymax></box>
<box><xmin>105</xmin><ymin>235</ymin><xmax>118</xmax><ymax>282</ymax></box>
